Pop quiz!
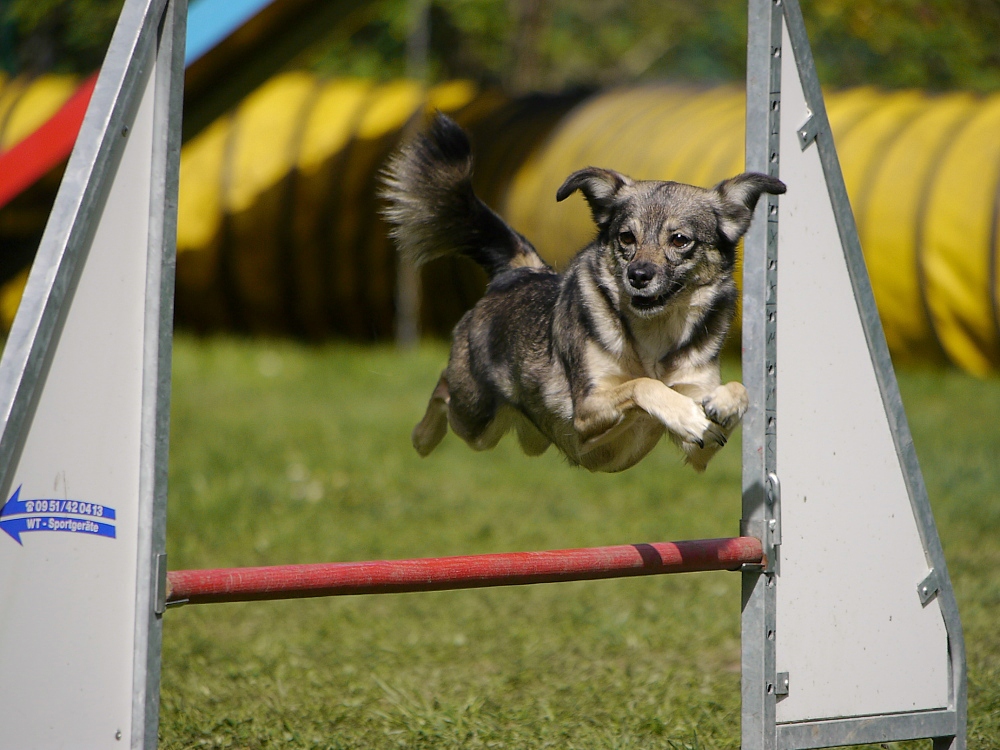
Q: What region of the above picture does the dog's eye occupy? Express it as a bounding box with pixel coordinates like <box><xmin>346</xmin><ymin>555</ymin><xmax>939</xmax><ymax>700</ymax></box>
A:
<box><xmin>669</xmin><ymin>233</ymin><xmax>692</xmax><ymax>249</ymax></box>
<box><xmin>618</xmin><ymin>230</ymin><xmax>636</xmax><ymax>246</ymax></box>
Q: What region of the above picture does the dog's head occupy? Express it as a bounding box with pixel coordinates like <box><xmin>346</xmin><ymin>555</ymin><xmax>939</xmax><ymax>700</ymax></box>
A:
<box><xmin>557</xmin><ymin>169</ymin><xmax>786</xmax><ymax>317</ymax></box>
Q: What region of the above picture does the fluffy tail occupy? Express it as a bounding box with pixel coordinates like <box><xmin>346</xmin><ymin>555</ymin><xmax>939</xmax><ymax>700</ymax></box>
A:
<box><xmin>380</xmin><ymin>113</ymin><xmax>547</xmax><ymax>279</ymax></box>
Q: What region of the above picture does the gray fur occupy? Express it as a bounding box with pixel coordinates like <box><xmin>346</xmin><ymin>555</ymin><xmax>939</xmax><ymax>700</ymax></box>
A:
<box><xmin>381</xmin><ymin>114</ymin><xmax>785</xmax><ymax>473</ymax></box>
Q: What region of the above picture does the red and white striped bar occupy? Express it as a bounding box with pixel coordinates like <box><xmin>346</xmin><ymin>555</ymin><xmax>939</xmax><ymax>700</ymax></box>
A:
<box><xmin>165</xmin><ymin>536</ymin><xmax>763</xmax><ymax>605</ymax></box>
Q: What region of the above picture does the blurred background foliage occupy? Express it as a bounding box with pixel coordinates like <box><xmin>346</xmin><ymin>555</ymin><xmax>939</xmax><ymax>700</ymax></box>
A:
<box><xmin>1</xmin><ymin>0</ymin><xmax>999</xmax><ymax>92</ymax></box>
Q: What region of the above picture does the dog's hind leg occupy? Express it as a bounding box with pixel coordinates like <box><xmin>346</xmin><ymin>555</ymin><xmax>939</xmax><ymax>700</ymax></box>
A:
<box><xmin>455</xmin><ymin>406</ymin><xmax>512</xmax><ymax>451</ymax></box>
<box><xmin>578</xmin><ymin>410</ymin><xmax>641</xmax><ymax>454</ymax></box>
<box><xmin>514</xmin><ymin>414</ymin><xmax>551</xmax><ymax>456</ymax></box>
<box><xmin>412</xmin><ymin>373</ymin><xmax>451</xmax><ymax>456</ymax></box>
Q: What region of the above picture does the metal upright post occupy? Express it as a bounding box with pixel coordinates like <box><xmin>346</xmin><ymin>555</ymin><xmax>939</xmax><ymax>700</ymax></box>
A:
<box><xmin>135</xmin><ymin>1</ymin><xmax>186</xmax><ymax>746</ymax></box>
<box><xmin>742</xmin><ymin>0</ymin><xmax>782</xmax><ymax>747</ymax></box>
<box><xmin>742</xmin><ymin>0</ymin><xmax>966</xmax><ymax>747</ymax></box>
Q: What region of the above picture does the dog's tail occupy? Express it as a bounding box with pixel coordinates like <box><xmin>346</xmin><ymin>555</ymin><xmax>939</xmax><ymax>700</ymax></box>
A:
<box><xmin>380</xmin><ymin>113</ymin><xmax>548</xmax><ymax>279</ymax></box>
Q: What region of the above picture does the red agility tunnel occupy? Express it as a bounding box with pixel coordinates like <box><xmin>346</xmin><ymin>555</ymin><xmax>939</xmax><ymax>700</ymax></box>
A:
<box><xmin>165</xmin><ymin>536</ymin><xmax>763</xmax><ymax>605</ymax></box>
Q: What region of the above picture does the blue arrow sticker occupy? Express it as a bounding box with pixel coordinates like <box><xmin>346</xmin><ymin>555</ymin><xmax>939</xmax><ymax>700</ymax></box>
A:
<box><xmin>0</xmin><ymin>486</ymin><xmax>117</xmax><ymax>545</ymax></box>
<box><xmin>0</xmin><ymin>516</ymin><xmax>117</xmax><ymax>545</ymax></box>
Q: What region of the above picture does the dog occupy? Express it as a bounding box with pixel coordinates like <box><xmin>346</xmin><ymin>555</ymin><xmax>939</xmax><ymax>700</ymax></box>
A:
<box><xmin>380</xmin><ymin>114</ymin><xmax>784</xmax><ymax>473</ymax></box>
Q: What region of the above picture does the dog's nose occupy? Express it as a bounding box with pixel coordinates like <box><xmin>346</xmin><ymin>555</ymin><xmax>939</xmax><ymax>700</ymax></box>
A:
<box><xmin>627</xmin><ymin>262</ymin><xmax>656</xmax><ymax>289</ymax></box>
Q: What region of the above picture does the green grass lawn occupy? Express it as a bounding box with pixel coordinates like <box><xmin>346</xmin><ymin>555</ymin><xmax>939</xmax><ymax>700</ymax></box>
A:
<box><xmin>159</xmin><ymin>337</ymin><xmax>1000</xmax><ymax>749</ymax></box>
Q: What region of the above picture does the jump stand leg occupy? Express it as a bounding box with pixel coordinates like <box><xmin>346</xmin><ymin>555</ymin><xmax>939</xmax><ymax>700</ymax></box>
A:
<box><xmin>741</xmin><ymin>1</ymin><xmax>965</xmax><ymax>747</ymax></box>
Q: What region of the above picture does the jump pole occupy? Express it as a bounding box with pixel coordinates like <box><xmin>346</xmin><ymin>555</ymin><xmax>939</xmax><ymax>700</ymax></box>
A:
<box><xmin>0</xmin><ymin>0</ymin><xmax>965</xmax><ymax>749</ymax></box>
<box><xmin>164</xmin><ymin>537</ymin><xmax>764</xmax><ymax>605</ymax></box>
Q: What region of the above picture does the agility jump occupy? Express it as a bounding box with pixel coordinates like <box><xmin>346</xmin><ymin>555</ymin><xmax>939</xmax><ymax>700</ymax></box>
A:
<box><xmin>0</xmin><ymin>0</ymin><xmax>965</xmax><ymax>748</ymax></box>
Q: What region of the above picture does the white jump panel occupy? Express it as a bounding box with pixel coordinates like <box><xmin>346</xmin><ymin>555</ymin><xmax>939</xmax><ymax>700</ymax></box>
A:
<box><xmin>0</xmin><ymin>54</ymin><xmax>155</xmax><ymax>749</ymax></box>
<box><xmin>0</xmin><ymin>1</ymin><xmax>181</xmax><ymax>747</ymax></box>
<box><xmin>773</xmin><ymin>16</ymin><xmax>949</xmax><ymax>723</ymax></box>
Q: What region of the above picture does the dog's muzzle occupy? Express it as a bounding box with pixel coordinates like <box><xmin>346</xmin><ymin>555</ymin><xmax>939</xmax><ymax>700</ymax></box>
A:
<box><xmin>630</xmin><ymin>290</ymin><xmax>672</xmax><ymax>311</ymax></box>
<box><xmin>625</xmin><ymin>262</ymin><xmax>678</xmax><ymax>313</ymax></box>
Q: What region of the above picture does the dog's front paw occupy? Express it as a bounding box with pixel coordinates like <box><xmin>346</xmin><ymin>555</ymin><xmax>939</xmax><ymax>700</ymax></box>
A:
<box><xmin>702</xmin><ymin>382</ymin><xmax>749</xmax><ymax>429</ymax></box>
<box><xmin>663</xmin><ymin>397</ymin><xmax>727</xmax><ymax>449</ymax></box>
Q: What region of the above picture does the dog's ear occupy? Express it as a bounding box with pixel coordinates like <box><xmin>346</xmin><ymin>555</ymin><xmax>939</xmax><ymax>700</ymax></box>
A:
<box><xmin>556</xmin><ymin>167</ymin><xmax>632</xmax><ymax>226</ymax></box>
<box><xmin>713</xmin><ymin>172</ymin><xmax>787</xmax><ymax>244</ymax></box>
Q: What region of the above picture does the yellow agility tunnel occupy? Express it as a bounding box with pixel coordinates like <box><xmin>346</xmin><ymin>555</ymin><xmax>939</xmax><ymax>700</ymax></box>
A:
<box><xmin>2</xmin><ymin>73</ymin><xmax>1000</xmax><ymax>374</ymax></box>
<box><xmin>169</xmin><ymin>75</ymin><xmax>580</xmax><ymax>340</ymax></box>
<box><xmin>0</xmin><ymin>73</ymin><xmax>79</xmax><ymax>150</ymax></box>
<box><xmin>504</xmin><ymin>84</ymin><xmax>1000</xmax><ymax>375</ymax></box>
